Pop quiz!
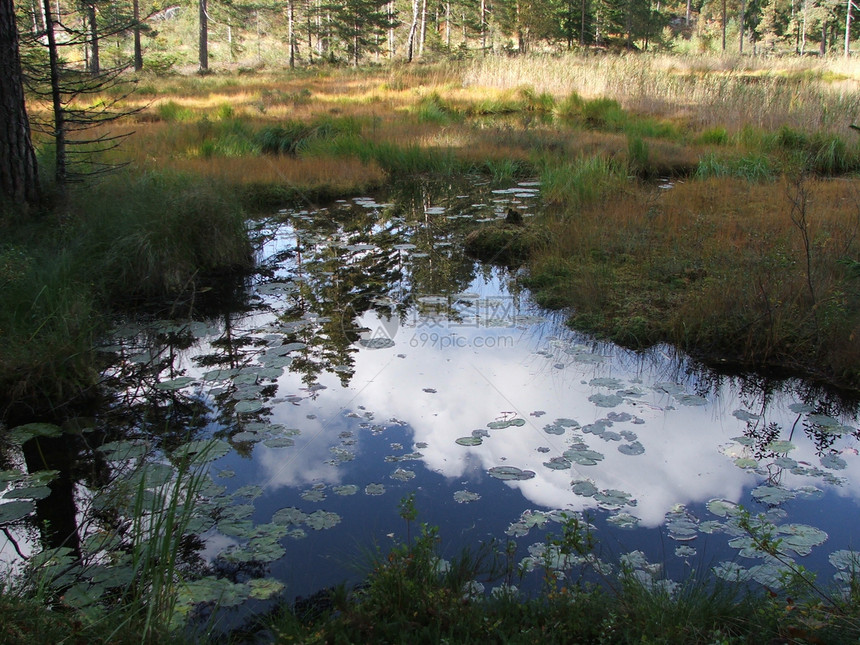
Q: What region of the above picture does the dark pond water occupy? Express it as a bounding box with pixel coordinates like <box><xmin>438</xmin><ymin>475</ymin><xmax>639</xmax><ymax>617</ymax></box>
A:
<box><xmin>2</xmin><ymin>177</ymin><xmax>860</xmax><ymax>623</ymax></box>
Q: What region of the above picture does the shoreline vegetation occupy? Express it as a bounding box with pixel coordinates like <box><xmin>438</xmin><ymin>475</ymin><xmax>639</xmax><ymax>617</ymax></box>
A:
<box><xmin>4</xmin><ymin>51</ymin><xmax>860</xmax><ymax>642</ymax></box>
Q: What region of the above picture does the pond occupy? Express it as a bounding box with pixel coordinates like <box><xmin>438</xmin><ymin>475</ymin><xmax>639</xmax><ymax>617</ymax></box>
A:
<box><xmin>2</xmin><ymin>177</ymin><xmax>860</xmax><ymax>622</ymax></box>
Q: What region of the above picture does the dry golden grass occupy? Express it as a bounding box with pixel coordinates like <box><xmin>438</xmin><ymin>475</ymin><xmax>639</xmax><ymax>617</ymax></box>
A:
<box><xmin>464</xmin><ymin>54</ymin><xmax>860</xmax><ymax>133</ymax></box>
<box><xmin>532</xmin><ymin>174</ymin><xmax>860</xmax><ymax>378</ymax></box>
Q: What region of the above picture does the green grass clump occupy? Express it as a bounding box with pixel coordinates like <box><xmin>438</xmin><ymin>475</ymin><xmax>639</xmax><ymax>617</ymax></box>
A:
<box><xmin>415</xmin><ymin>92</ymin><xmax>460</xmax><ymax>124</ymax></box>
<box><xmin>157</xmin><ymin>100</ymin><xmax>195</xmax><ymax>123</ymax></box>
<box><xmin>695</xmin><ymin>152</ymin><xmax>776</xmax><ymax>182</ymax></box>
<box><xmin>518</xmin><ymin>86</ymin><xmax>556</xmax><ymax>113</ymax></box>
<box><xmin>257</xmin><ymin>116</ymin><xmax>362</xmax><ymax>156</ymax></box>
<box><xmin>540</xmin><ymin>155</ymin><xmax>627</xmax><ymax>208</ymax></box>
<box><xmin>69</xmin><ymin>171</ymin><xmax>253</xmax><ymax>301</ymax></box>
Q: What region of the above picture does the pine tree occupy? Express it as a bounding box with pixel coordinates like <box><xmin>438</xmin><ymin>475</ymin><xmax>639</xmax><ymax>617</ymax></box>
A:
<box><xmin>0</xmin><ymin>0</ymin><xmax>39</xmax><ymax>207</ymax></box>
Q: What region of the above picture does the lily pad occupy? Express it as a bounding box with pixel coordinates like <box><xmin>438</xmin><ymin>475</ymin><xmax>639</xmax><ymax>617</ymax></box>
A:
<box><xmin>618</xmin><ymin>441</ymin><xmax>645</xmax><ymax>456</ymax></box>
<box><xmin>272</xmin><ymin>507</ymin><xmax>307</xmax><ymax>526</ymax></box>
<box><xmin>235</xmin><ymin>400</ymin><xmax>264</xmax><ymax>414</ymax></box>
<box><xmin>332</xmin><ymin>485</ymin><xmax>359</xmax><ymax>496</ymax></box>
<box><xmin>0</xmin><ymin>500</ymin><xmax>35</xmax><ymax>524</ymax></box>
<box><xmin>390</xmin><ymin>468</ymin><xmax>415</xmax><ymax>481</ymax></box>
<box><xmin>543</xmin><ymin>457</ymin><xmax>572</xmax><ymax>471</ymax></box>
<box><xmin>487</xmin><ymin>418</ymin><xmax>526</xmax><ymax>430</ymax></box>
<box><xmin>588</xmin><ymin>393</ymin><xmax>623</xmax><ymax>408</ymax></box>
<box><xmin>173</xmin><ymin>439</ymin><xmax>231</xmax><ymax>464</ymax></box>
<box><xmin>488</xmin><ymin>466</ymin><xmax>535</xmax><ymax>481</ymax></box>
<box><xmin>751</xmin><ymin>485</ymin><xmax>795</xmax><ymax>506</ymax></box>
<box><xmin>571</xmin><ymin>480</ymin><xmax>598</xmax><ymax>497</ymax></box>
<box><xmin>154</xmin><ymin>376</ymin><xmax>195</xmax><ymax>391</ymax></box>
<box><xmin>455</xmin><ymin>436</ymin><xmax>483</xmax><ymax>446</ymax></box>
<box><xmin>8</xmin><ymin>423</ymin><xmax>62</xmax><ymax>444</ymax></box>
<box><xmin>607</xmin><ymin>513</ymin><xmax>640</xmax><ymax>530</ymax></box>
<box><xmin>453</xmin><ymin>490</ymin><xmax>481</xmax><ymax>503</ymax></box>
<box><xmin>306</xmin><ymin>510</ymin><xmax>341</xmax><ymax>530</ymax></box>
<box><xmin>248</xmin><ymin>578</ymin><xmax>285</xmax><ymax>600</ymax></box>
<box><xmin>365</xmin><ymin>483</ymin><xmax>386</xmax><ymax>496</ymax></box>
<box><xmin>829</xmin><ymin>550</ymin><xmax>860</xmax><ymax>571</ymax></box>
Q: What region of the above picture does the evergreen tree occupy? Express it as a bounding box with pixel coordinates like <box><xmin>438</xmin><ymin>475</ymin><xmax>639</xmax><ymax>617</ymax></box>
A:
<box><xmin>0</xmin><ymin>0</ymin><xmax>39</xmax><ymax>207</ymax></box>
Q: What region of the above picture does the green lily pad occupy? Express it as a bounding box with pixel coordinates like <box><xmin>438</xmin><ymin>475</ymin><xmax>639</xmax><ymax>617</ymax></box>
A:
<box><xmin>365</xmin><ymin>483</ymin><xmax>386</xmax><ymax>496</ymax></box>
<box><xmin>332</xmin><ymin>485</ymin><xmax>359</xmax><ymax>496</ymax></box>
<box><xmin>734</xmin><ymin>457</ymin><xmax>759</xmax><ymax>469</ymax></box>
<box><xmin>390</xmin><ymin>468</ymin><xmax>415</xmax><ymax>481</ymax></box>
<box><xmin>154</xmin><ymin>376</ymin><xmax>195</xmax><ymax>391</ymax></box>
<box><xmin>487</xmin><ymin>418</ymin><xmax>526</xmax><ymax>429</ymax></box>
<box><xmin>571</xmin><ymin>480</ymin><xmax>598</xmax><ymax>497</ymax></box>
<box><xmin>173</xmin><ymin>439</ymin><xmax>231</xmax><ymax>464</ymax></box>
<box><xmin>543</xmin><ymin>457</ymin><xmax>571</xmax><ymax>470</ymax></box>
<box><xmin>8</xmin><ymin>423</ymin><xmax>62</xmax><ymax>444</ymax></box>
<box><xmin>456</xmin><ymin>436</ymin><xmax>483</xmax><ymax>446</ymax></box>
<box><xmin>99</xmin><ymin>440</ymin><xmax>149</xmax><ymax>461</ymax></box>
<box><xmin>713</xmin><ymin>562</ymin><xmax>749</xmax><ymax>581</ymax></box>
<box><xmin>453</xmin><ymin>490</ymin><xmax>481</xmax><ymax>503</ymax></box>
<box><xmin>563</xmin><ymin>449</ymin><xmax>605</xmax><ymax>466</ymax></box>
<box><xmin>707</xmin><ymin>499</ymin><xmax>739</xmax><ymax>517</ymax></box>
<box><xmin>589</xmin><ymin>393</ymin><xmax>623</xmax><ymax>408</ymax></box>
<box><xmin>829</xmin><ymin>550</ymin><xmax>860</xmax><ymax>571</ymax></box>
<box><xmin>248</xmin><ymin>578</ymin><xmax>285</xmax><ymax>600</ymax></box>
<box><xmin>607</xmin><ymin>513</ymin><xmax>640</xmax><ymax>530</ymax></box>
<box><xmin>306</xmin><ymin>510</ymin><xmax>341</xmax><ymax>530</ymax></box>
<box><xmin>263</xmin><ymin>437</ymin><xmax>295</xmax><ymax>448</ymax></box>
<box><xmin>235</xmin><ymin>400</ymin><xmax>264</xmax><ymax>414</ymax></box>
<box><xmin>751</xmin><ymin>485</ymin><xmax>795</xmax><ymax>505</ymax></box>
<box><xmin>0</xmin><ymin>500</ymin><xmax>35</xmax><ymax>524</ymax></box>
<box><xmin>618</xmin><ymin>441</ymin><xmax>645</xmax><ymax>456</ymax></box>
<box><xmin>488</xmin><ymin>466</ymin><xmax>535</xmax><ymax>481</ymax></box>
<box><xmin>3</xmin><ymin>486</ymin><xmax>51</xmax><ymax>500</ymax></box>
<box><xmin>301</xmin><ymin>489</ymin><xmax>326</xmax><ymax>502</ymax></box>
<box><xmin>272</xmin><ymin>507</ymin><xmax>307</xmax><ymax>526</ymax></box>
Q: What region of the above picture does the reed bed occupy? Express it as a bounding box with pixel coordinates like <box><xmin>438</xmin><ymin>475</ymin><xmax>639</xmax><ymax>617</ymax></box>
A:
<box><xmin>464</xmin><ymin>54</ymin><xmax>860</xmax><ymax>133</ymax></box>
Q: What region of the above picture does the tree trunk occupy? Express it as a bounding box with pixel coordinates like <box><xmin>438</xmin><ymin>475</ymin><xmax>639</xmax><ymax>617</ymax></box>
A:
<box><xmin>87</xmin><ymin>3</ymin><xmax>100</xmax><ymax>75</ymax></box>
<box><xmin>739</xmin><ymin>0</ymin><xmax>745</xmax><ymax>53</ymax></box>
<box><xmin>581</xmin><ymin>0</ymin><xmax>587</xmax><ymax>44</ymax></box>
<box><xmin>820</xmin><ymin>18</ymin><xmax>827</xmax><ymax>55</ymax></box>
<box><xmin>288</xmin><ymin>0</ymin><xmax>295</xmax><ymax>68</ymax></box>
<box><xmin>845</xmin><ymin>0</ymin><xmax>852</xmax><ymax>57</ymax></box>
<box><xmin>199</xmin><ymin>0</ymin><xmax>209</xmax><ymax>71</ymax></box>
<box><xmin>721</xmin><ymin>0</ymin><xmax>727</xmax><ymax>51</ymax></box>
<box><xmin>43</xmin><ymin>0</ymin><xmax>65</xmax><ymax>190</ymax></box>
<box><xmin>133</xmin><ymin>0</ymin><xmax>142</xmax><ymax>70</ymax></box>
<box><xmin>406</xmin><ymin>0</ymin><xmax>419</xmax><ymax>61</ymax></box>
<box><xmin>389</xmin><ymin>0</ymin><xmax>395</xmax><ymax>57</ymax></box>
<box><xmin>0</xmin><ymin>0</ymin><xmax>40</xmax><ymax>206</ymax></box>
<box><xmin>419</xmin><ymin>0</ymin><xmax>427</xmax><ymax>57</ymax></box>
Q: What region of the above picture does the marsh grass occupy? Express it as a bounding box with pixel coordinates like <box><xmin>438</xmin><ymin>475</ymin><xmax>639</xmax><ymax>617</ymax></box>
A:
<box><xmin>529</xmin><ymin>175</ymin><xmax>860</xmax><ymax>383</ymax></box>
<box><xmin>265</xmin><ymin>510</ymin><xmax>859</xmax><ymax>645</ymax></box>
